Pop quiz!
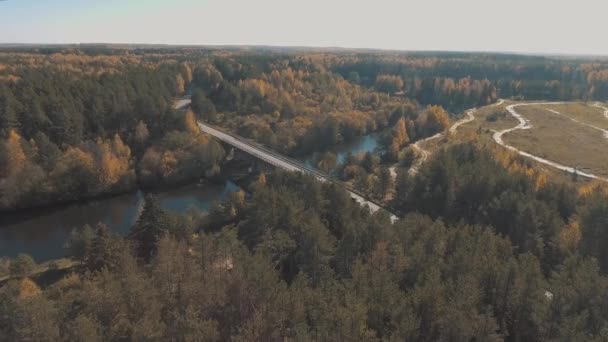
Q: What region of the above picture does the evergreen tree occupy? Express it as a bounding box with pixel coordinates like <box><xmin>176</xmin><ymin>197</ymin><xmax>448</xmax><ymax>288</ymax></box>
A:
<box><xmin>130</xmin><ymin>194</ymin><xmax>171</xmax><ymax>261</ymax></box>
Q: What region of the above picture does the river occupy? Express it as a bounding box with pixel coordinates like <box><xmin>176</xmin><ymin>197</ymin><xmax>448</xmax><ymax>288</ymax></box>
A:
<box><xmin>0</xmin><ymin>181</ymin><xmax>240</xmax><ymax>262</ymax></box>
<box><xmin>0</xmin><ymin>134</ymin><xmax>380</xmax><ymax>262</ymax></box>
<box><xmin>300</xmin><ymin>133</ymin><xmax>380</xmax><ymax>168</ymax></box>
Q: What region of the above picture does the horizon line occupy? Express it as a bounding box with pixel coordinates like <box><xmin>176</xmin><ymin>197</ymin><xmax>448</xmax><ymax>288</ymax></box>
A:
<box><xmin>0</xmin><ymin>42</ymin><xmax>607</xmax><ymax>58</ymax></box>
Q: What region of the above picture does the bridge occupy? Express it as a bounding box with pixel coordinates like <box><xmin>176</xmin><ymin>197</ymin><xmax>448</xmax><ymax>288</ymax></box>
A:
<box><xmin>175</xmin><ymin>99</ymin><xmax>398</xmax><ymax>222</ymax></box>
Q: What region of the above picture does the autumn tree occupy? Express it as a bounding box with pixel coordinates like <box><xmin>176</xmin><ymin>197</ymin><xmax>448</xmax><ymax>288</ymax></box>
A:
<box><xmin>134</xmin><ymin>120</ymin><xmax>150</xmax><ymax>146</ymax></box>
<box><xmin>387</xmin><ymin>117</ymin><xmax>409</xmax><ymax>161</ymax></box>
<box><xmin>175</xmin><ymin>74</ymin><xmax>186</xmax><ymax>95</ymax></box>
<box><xmin>184</xmin><ymin>110</ymin><xmax>200</xmax><ymax>135</ymax></box>
<box><xmin>419</xmin><ymin>105</ymin><xmax>450</xmax><ymax>135</ymax></box>
<box><xmin>375</xmin><ymin>74</ymin><xmax>404</xmax><ymax>94</ymax></box>
<box><xmin>3</xmin><ymin>129</ymin><xmax>26</xmax><ymax>177</ymax></box>
<box><xmin>97</xmin><ymin>134</ymin><xmax>133</xmax><ymax>189</ymax></box>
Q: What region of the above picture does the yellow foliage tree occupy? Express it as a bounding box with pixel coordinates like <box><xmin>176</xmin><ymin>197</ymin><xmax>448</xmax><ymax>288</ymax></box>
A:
<box><xmin>175</xmin><ymin>74</ymin><xmax>185</xmax><ymax>95</ymax></box>
<box><xmin>393</xmin><ymin>117</ymin><xmax>410</xmax><ymax>146</ymax></box>
<box><xmin>135</xmin><ymin>120</ymin><xmax>150</xmax><ymax>145</ymax></box>
<box><xmin>4</xmin><ymin>129</ymin><xmax>26</xmax><ymax>177</ymax></box>
<box><xmin>558</xmin><ymin>219</ymin><xmax>581</xmax><ymax>254</ymax></box>
<box><xmin>425</xmin><ymin>105</ymin><xmax>450</xmax><ymax>132</ymax></box>
<box><xmin>111</xmin><ymin>134</ymin><xmax>131</xmax><ymax>160</ymax></box>
<box><xmin>160</xmin><ymin>151</ymin><xmax>178</xmax><ymax>179</ymax></box>
<box><xmin>256</xmin><ymin>173</ymin><xmax>267</xmax><ymax>187</ymax></box>
<box><xmin>181</xmin><ymin>62</ymin><xmax>193</xmax><ymax>83</ymax></box>
<box><xmin>387</xmin><ymin>118</ymin><xmax>409</xmax><ymax>160</ymax></box>
<box><xmin>535</xmin><ymin>173</ymin><xmax>547</xmax><ymax>192</ymax></box>
<box><xmin>17</xmin><ymin>278</ymin><xmax>41</xmax><ymax>300</ymax></box>
<box><xmin>56</xmin><ymin>147</ymin><xmax>95</xmax><ymax>176</ymax></box>
<box><xmin>579</xmin><ymin>181</ymin><xmax>608</xmax><ymax>198</ymax></box>
<box><xmin>184</xmin><ymin>110</ymin><xmax>199</xmax><ymax>135</ymax></box>
<box><xmin>98</xmin><ymin>135</ymin><xmax>132</xmax><ymax>187</ymax></box>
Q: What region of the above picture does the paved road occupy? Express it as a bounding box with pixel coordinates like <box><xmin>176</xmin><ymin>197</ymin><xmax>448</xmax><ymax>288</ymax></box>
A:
<box><xmin>174</xmin><ymin>99</ymin><xmax>399</xmax><ymax>222</ymax></box>
<box><xmin>493</xmin><ymin>102</ymin><xmax>608</xmax><ymax>182</ymax></box>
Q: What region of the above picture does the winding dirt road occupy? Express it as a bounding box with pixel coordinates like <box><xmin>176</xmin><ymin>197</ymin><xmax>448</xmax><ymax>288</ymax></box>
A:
<box><xmin>593</xmin><ymin>102</ymin><xmax>608</xmax><ymax>119</ymax></box>
<box><xmin>406</xmin><ymin>132</ymin><xmax>443</xmax><ymax>176</ymax></box>
<box><xmin>404</xmin><ymin>99</ymin><xmax>505</xmax><ymax>176</ymax></box>
<box><xmin>492</xmin><ymin>102</ymin><xmax>608</xmax><ymax>182</ymax></box>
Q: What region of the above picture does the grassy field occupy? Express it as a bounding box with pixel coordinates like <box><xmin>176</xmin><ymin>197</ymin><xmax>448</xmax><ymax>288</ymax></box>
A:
<box><xmin>503</xmin><ymin>104</ymin><xmax>608</xmax><ymax>178</ymax></box>
<box><xmin>543</xmin><ymin>103</ymin><xmax>608</xmax><ymax>129</ymax></box>
<box><xmin>420</xmin><ymin>101</ymin><xmax>607</xmax><ymax>184</ymax></box>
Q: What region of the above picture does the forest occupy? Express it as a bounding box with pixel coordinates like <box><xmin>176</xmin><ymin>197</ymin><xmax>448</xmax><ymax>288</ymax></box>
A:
<box><xmin>2</xmin><ymin>47</ymin><xmax>608</xmax><ymax>340</ymax></box>
<box><xmin>1</xmin><ymin>165</ymin><xmax>608</xmax><ymax>341</ymax></box>
<box><xmin>4</xmin><ymin>48</ymin><xmax>608</xmax><ymax>211</ymax></box>
<box><xmin>0</xmin><ymin>51</ymin><xmax>225</xmax><ymax>210</ymax></box>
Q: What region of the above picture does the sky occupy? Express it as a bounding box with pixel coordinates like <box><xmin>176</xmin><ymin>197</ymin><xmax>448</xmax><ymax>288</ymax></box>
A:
<box><xmin>1</xmin><ymin>0</ymin><xmax>607</xmax><ymax>55</ymax></box>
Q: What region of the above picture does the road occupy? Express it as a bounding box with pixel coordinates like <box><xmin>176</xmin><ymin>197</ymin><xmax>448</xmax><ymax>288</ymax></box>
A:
<box><xmin>592</xmin><ymin>102</ymin><xmax>608</xmax><ymax>119</ymax></box>
<box><xmin>449</xmin><ymin>99</ymin><xmax>505</xmax><ymax>135</ymax></box>
<box><xmin>173</xmin><ymin>98</ymin><xmax>192</xmax><ymax>111</ymax></box>
<box><xmin>173</xmin><ymin>98</ymin><xmax>399</xmax><ymax>222</ymax></box>
<box><xmin>404</xmin><ymin>100</ymin><xmax>505</xmax><ymax>176</ymax></box>
<box><xmin>545</xmin><ymin>108</ymin><xmax>608</xmax><ymax>139</ymax></box>
<box><xmin>406</xmin><ymin>132</ymin><xmax>443</xmax><ymax>176</ymax></box>
<box><xmin>493</xmin><ymin>102</ymin><xmax>608</xmax><ymax>182</ymax></box>
<box><xmin>197</xmin><ymin>121</ymin><xmax>398</xmax><ymax>222</ymax></box>
<box><xmin>449</xmin><ymin>108</ymin><xmax>477</xmax><ymax>134</ymax></box>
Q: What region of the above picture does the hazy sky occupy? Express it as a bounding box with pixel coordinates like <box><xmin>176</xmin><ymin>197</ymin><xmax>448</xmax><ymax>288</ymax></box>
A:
<box><xmin>1</xmin><ymin>0</ymin><xmax>607</xmax><ymax>55</ymax></box>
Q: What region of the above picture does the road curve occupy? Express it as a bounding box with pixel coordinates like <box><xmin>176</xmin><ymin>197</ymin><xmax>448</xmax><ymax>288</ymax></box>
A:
<box><xmin>493</xmin><ymin>102</ymin><xmax>608</xmax><ymax>182</ymax></box>
<box><xmin>449</xmin><ymin>108</ymin><xmax>476</xmax><ymax>134</ymax></box>
<box><xmin>592</xmin><ymin>102</ymin><xmax>608</xmax><ymax>119</ymax></box>
<box><xmin>449</xmin><ymin>99</ymin><xmax>505</xmax><ymax>135</ymax></box>
<box><xmin>407</xmin><ymin>132</ymin><xmax>442</xmax><ymax>176</ymax></box>
<box><xmin>405</xmin><ymin>99</ymin><xmax>505</xmax><ymax>176</ymax></box>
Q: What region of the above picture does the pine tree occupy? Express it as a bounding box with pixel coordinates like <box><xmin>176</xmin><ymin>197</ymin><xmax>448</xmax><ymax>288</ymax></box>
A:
<box><xmin>130</xmin><ymin>194</ymin><xmax>171</xmax><ymax>261</ymax></box>
<box><xmin>85</xmin><ymin>224</ymin><xmax>124</xmax><ymax>272</ymax></box>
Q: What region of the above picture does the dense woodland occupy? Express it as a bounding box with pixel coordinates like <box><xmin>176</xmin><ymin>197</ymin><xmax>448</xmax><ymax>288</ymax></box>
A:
<box><xmin>4</xmin><ymin>48</ymin><xmax>608</xmax><ymax>210</ymax></box>
<box><xmin>2</xmin><ymin>47</ymin><xmax>608</xmax><ymax>340</ymax></box>
<box><xmin>0</xmin><ymin>52</ymin><xmax>225</xmax><ymax>210</ymax></box>
<box><xmin>1</xmin><ymin>165</ymin><xmax>608</xmax><ymax>341</ymax></box>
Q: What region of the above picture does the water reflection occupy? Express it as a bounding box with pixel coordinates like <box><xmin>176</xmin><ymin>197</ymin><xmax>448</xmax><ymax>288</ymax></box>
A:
<box><xmin>301</xmin><ymin>133</ymin><xmax>380</xmax><ymax>168</ymax></box>
<box><xmin>0</xmin><ymin>134</ymin><xmax>378</xmax><ymax>262</ymax></box>
<box><xmin>0</xmin><ymin>181</ymin><xmax>240</xmax><ymax>261</ymax></box>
